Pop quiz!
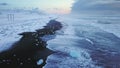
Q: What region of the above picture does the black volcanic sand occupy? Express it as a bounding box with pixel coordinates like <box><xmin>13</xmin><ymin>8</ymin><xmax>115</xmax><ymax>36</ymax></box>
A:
<box><xmin>0</xmin><ymin>20</ymin><xmax>62</xmax><ymax>68</ymax></box>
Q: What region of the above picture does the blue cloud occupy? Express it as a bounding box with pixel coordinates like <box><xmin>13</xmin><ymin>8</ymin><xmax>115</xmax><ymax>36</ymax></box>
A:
<box><xmin>71</xmin><ymin>0</ymin><xmax>120</xmax><ymax>15</ymax></box>
<box><xmin>0</xmin><ymin>3</ymin><xmax>8</xmax><ymax>6</ymax></box>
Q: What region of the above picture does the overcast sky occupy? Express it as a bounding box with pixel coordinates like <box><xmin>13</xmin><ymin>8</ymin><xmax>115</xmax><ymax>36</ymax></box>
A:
<box><xmin>0</xmin><ymin>0</ymin><xmax>120</xmax><ymax>15</ymax></box>
<box><xmin>0</xmin><ymin>0</ymin><xmax>74</xmax><ymax>14</ymax></box>
<box><xmin>72</xmin><ymin>0</ymin><xmax>120</xmax><ymax>15</ymax></box>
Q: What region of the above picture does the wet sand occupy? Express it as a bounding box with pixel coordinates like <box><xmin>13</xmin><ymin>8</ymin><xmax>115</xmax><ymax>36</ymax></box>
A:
<box><xmin>0</xmin><ymin>20</ymin><xmax>62</xmax><ymax>68</ymax></box>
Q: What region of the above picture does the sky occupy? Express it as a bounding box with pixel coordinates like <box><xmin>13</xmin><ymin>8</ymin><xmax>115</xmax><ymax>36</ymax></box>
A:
<box><xmin>72</xmin><ymin>0</ymin><xmax>120</xmax><ymax>16</ymax></box>
<box><xmin>0</xmin><ymin>0</ymin><xmax>120</xmax><ymax>15</ymax></box>
<box><xmin>0</xmin><ymin>0</ymin><xmax>74</xmax><ymax>14</ymax></box>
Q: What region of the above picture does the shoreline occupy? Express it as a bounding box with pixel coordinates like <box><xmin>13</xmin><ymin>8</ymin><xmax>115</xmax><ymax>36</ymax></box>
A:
<box><xmin>0</xmin><ymin>20</ymin><xmax>63</xmax><ymax>68</ymax></box>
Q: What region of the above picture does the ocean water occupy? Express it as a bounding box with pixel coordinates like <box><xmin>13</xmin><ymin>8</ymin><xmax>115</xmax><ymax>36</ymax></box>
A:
<box><xmin>45</xmin><ymin>16</ymin><xmax>120</xmax><ymax>68</ymax></box>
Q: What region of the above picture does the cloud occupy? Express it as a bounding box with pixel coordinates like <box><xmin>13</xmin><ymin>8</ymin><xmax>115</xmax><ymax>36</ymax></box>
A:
<box><xmin>0</xmin><ymin>3</ymin><xmax>8</xmax><ymax>6</ymax></box>
<box><xmin>71</xmin><ymin>0</ymin><xmax>120</xmax><ymax>15</ymax></box>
